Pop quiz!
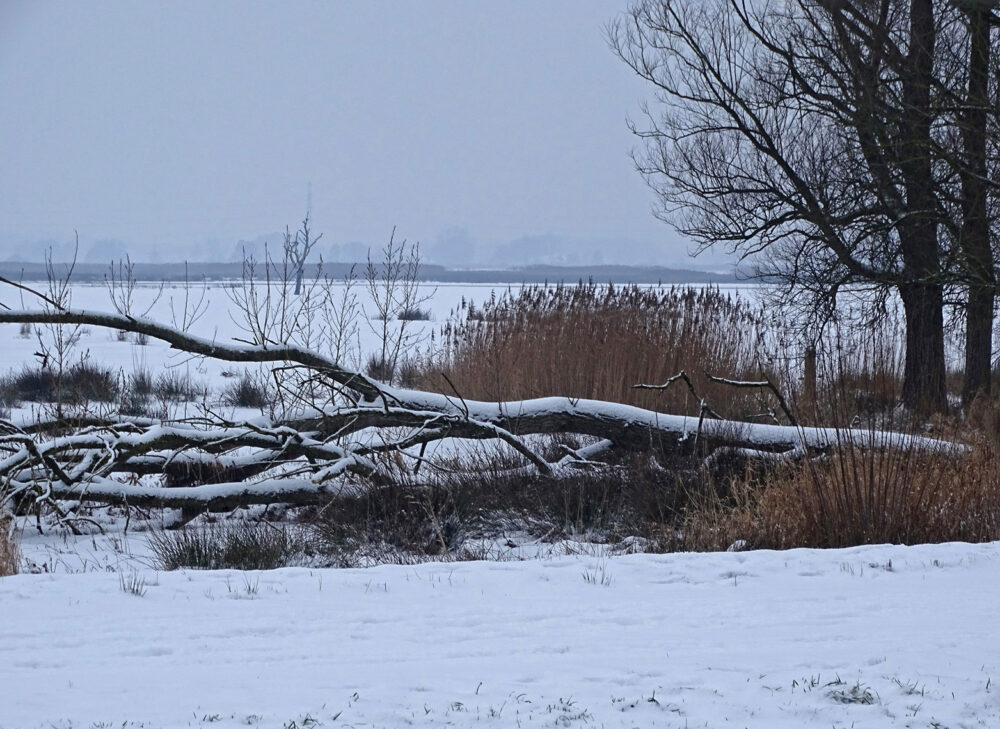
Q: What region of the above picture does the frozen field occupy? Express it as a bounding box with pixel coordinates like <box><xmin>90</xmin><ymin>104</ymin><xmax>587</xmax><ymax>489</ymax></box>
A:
<box><xmin>3</xmin><ymin>280</ymin><xmax>996</xmax><ymax>728</ymax></box>
<box><xmin>2</xmin><ymin>540</ymin><xmax>999</xmax><ymax>728</ymax></box>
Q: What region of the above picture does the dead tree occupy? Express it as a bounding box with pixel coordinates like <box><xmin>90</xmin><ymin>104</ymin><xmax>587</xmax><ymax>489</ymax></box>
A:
<box><xmin>0</xmin><ymin>294</ymin><xmax>963</xmax><ymax>524</ymax></box>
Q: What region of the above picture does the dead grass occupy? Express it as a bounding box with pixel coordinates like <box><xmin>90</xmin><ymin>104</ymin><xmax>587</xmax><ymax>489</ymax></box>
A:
<box><xmin>422</xmin><ymin>283</ymin><xmax>791</xmax><ymax>422</ymax></box>
<box><xmin>311</xmin><ymin>440</ymin><xmax>690</xmax><ymax>563</ymax></box>
<box><xmin>682</xmin><ymin>426</ymin><xmax>1000</xmax><ymax>551</ymax></box>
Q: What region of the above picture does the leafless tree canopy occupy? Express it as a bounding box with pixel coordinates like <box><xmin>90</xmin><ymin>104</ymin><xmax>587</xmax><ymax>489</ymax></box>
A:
<box><xmin>610</xmin><ymin>0</ymin><xmax>1000</xmax><ymax>412</ymax></box>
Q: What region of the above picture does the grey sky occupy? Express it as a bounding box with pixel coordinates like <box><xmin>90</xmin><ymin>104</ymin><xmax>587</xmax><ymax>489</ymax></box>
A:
<box><xmin>0</xmin><ymin>1</ymin><xmax>731</xmax><ymax>268</ymax></box>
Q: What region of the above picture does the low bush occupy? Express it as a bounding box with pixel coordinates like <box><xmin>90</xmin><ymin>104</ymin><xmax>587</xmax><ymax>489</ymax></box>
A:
<box><xmin>0</xmin><ymin>361</ymin><xmax>118</xmax><ymax>405</ymax></box>
<box><xmin>220</xmin><ymin>372</ymin><xmax>270</xmax><ymax>409</ymax></box>
<box><xmin>148</xmin><ymin>521</ymin><xmax>317</xmax><ymax>571</ymax></box>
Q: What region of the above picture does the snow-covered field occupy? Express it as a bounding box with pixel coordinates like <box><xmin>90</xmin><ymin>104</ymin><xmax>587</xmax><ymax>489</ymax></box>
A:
<box><xmin>3</xmin><ymin>281</ymin><xmax>997</xmax><ymax>728</ymax></box>
<box><xmin>3</xmin><ymin>541</ymin><xmax>999</xmax><ymax>728</ymax></box>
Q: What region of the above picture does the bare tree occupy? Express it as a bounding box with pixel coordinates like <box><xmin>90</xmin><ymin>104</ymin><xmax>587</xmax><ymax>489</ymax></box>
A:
<box><xmin>364</xmin><ymin>231</ymin><xmax>435</xmax><ymax>384</ymax></box>
<box><xmin>947</xmin><ymin>0</ymin><xmax>999</xmax><ymax>402</ymax></box>
<box><xmin>609</xmin><ymin>0</ymin><xmax>991</xmax><ymax>413</ymax></box>
<box><xmin>284</xmin><ymin>214</ymin><xmax>322</xmax><ymax>296</ymax></box>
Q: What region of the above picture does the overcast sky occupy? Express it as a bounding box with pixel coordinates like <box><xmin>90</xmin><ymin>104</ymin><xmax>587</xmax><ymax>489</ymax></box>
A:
<box><xmin>0</xmin><ymin>1</ymin><xmax>732</xmax><ymax>268</ymax></box>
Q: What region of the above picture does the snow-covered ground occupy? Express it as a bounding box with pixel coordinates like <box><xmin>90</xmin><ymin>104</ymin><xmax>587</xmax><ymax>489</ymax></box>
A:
<box><xmin>3</xmin><ymin>281</ymin><xmax>996</xmax><ymax>727</ymax></box>
<box><xmin>2</xmin><ymin>540</ymin><xmax>999</xmax><ymax>728</ymax></box>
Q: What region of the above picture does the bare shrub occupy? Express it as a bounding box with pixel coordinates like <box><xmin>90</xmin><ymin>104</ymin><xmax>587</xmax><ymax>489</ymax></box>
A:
<box><xmin>364</xmin><ymin>233</ymin><xmax>435</xmax><ymax>385</ymax></box>
<box><xmin>682</xmin><ymin>430</ymin><xmax>999</xmax><ymax>551</ymax></box>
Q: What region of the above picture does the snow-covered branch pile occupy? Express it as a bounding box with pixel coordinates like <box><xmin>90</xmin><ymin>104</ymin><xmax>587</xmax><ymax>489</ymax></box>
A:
<box><xmin>0</xmin><ymin>305</ymin><xmax>963</xmax><ymax>521</ymax></box>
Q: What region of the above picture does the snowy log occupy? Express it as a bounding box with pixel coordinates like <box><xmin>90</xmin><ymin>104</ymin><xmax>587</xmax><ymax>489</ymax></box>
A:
<box><xmin>0</xmin><ymin>304</ymin><xmax>966</xmax><ymax>516</ymax></box>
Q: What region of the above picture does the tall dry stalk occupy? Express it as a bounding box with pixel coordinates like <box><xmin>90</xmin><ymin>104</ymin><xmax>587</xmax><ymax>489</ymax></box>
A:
<box><xmin>426</xmin><ymin>283</ymin><xmax>788</xmax><ymax>421</ymax></box>
<box><xmin>682</xmin><ymin>426</ymin><xmax>1000</xmax><ymax>550</ymax></box>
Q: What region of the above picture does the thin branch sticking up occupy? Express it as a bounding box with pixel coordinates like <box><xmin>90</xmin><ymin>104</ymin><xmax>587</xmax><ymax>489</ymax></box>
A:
<box><xmin>706</xmin><ymin>374</ymin><xmax>798</xmax><ymax>426</ymax></box>
<box><xmin>633</xmin><ymin>370</ymin><xmax>723</xmax><ymax>420</ymax></box>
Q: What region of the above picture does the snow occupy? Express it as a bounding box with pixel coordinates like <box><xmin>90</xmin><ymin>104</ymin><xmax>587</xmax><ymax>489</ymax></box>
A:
<box><xmin>3</xmin><ymin>540</ymin><xmax>1000</xmax><ymax>728</ymax></box>
<box><xmin>1</xmin><ymin>282</ymin><xmax>994</xmax><ymax>727</ymax></box>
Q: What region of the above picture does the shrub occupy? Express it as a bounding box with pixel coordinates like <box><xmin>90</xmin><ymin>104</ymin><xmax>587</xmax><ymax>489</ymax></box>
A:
<box><xmin>220</xmin><ymin>372</ymin><xmax>270</xmax><ymax>409</ymax></box>
<box><xmin>681</xmin><ymin>429</ymin><xmax>1000</xmax><ymax>550</ymax></box>
<box><xmin>148</xmin><ymin>521</ymin><xmax>316</xmax><ymax>571</ymax></box>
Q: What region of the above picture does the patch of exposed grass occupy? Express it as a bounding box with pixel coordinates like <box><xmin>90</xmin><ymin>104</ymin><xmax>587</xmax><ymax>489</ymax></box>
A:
<box><xmin>398</xmin><ymin>306</ymin><xmax>431</xmax><ymax>321</ymax></box>
<box><xmin>0</xmin><ymin>360</ymin><xmax>118</xmax><ymax>405</ymax></box>
<box><xmin>153</xmin><ymin>369</ymin><xmax>208</xmax><ymax>402</ymax></box>
<box><xmin>148</xmin><ymin>521</ymin><xmax>317</xmax><ymax>571</ymax></box>
<box><xmin>220</xmin><ymin>372</ymin><xmax>270</xmax><ymax>409</ymax></box>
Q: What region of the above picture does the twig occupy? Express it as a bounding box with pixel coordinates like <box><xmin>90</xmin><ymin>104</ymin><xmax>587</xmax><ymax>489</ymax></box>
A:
<box><xmin>633</xmin><ymin>370</ymin><xmax>723</xmax><ymax>420</ymax></box>
<box><xmin>705</xmin><ymin>374</ymin><xmax>798</xmax><ymax>426</ymax></box>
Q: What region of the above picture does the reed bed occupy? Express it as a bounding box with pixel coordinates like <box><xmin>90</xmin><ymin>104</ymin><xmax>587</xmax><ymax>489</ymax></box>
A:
<box><xmin>423</xmin><ymin>283</ymin><xmax>792</xmax><ymax>422</ymax></box>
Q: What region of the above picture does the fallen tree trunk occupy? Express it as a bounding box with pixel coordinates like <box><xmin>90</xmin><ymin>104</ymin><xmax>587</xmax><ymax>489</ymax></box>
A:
<box><xmin>0</xmin><ymin>304</ymin><xmax>966</xmax><ymax>517</ymax></box>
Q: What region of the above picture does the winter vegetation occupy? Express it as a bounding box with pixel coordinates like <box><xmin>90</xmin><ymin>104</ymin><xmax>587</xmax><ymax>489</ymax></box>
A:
<box><xmin>0</xmin><ymin>232</ymin><xmax>992</xmax><ymax>563</ymax></box>
<box><xmin>6</xmin><ymin>1</ymin><xmax>1000</xmax><ymax>726</ymax></box>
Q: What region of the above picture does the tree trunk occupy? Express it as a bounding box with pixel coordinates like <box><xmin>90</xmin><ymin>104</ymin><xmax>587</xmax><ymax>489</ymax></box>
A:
<box><xmin>960</xmin><ymin>3</ymin><xmax>995</xmax><ymax>404</ymax></box>
<box><xmin>900</xmin><ymin>282</ymin><xmax>948</xmax><ymax>414</ymax></box>
<box><xmin>897</xmin><ymin>0</ymin><xmax>947</xmax><ymax>415</ymax></box>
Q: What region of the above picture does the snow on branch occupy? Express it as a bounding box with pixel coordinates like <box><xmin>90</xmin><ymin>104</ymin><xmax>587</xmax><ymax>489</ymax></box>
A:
<box><xmin>0</xmin><ymin>303</ymin><xmax>966</xmax><ymax>520</ymax></box>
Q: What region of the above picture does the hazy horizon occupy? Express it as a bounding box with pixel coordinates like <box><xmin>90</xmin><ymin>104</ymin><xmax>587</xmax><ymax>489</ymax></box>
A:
<box><xmin>0</xmin><ymin>1</ymin><xmax>737</xmax><ymax>271</ymax></box>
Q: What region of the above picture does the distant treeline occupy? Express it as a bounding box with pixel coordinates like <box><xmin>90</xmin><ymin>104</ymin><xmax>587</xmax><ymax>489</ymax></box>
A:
<box><xmin>0</xmin><ymin>261</ymin><xmax>738</xmax><ymax>285</ymax></box>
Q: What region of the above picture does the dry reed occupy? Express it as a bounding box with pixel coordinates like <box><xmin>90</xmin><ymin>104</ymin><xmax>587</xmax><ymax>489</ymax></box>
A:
<box><xmin>682</xmin><ymin>427</ymin><xmax>1000</xmax><ymax>551</ymax></box>
<box><xmin>423</xmin><ymin>283</ymin><xmax>791</xmax><ymax>422</ymax></box>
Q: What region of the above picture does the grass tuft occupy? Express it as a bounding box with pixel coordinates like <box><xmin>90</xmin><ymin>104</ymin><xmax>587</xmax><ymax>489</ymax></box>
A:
<box><xmin>148</xmin><ymin>521</ymin><xmax>316</xmax><ymax>571</ymax></box>
<box><xmin>0</xmin><ymin>360</ymin><xmax>118</xmax><ymax>405</ymax></box>
<box><xmin>220</xmin><ymin>372</ymin><xmax>270</xmax><ymax>409</ymax></box>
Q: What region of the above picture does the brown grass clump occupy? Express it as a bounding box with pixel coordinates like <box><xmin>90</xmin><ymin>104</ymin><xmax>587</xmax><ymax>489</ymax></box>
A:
<box><xmin>423</xmin><ymin>283</ymin><xmax>791</xmax><ymax>422</ymax></box>
<box><xmin>311</xmin><ymin>440</ymin><xmax>691</xmax><ymax>564</ymax></box>
<box><xmin>682</xmin><ymin>430</ymin><xmax>1000</xmax><ymax>551</ymax></box>
<box><xmin>0</xmin><ymin>516</ymin><xmax>19</xmax><ymax>577</ymax></box>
